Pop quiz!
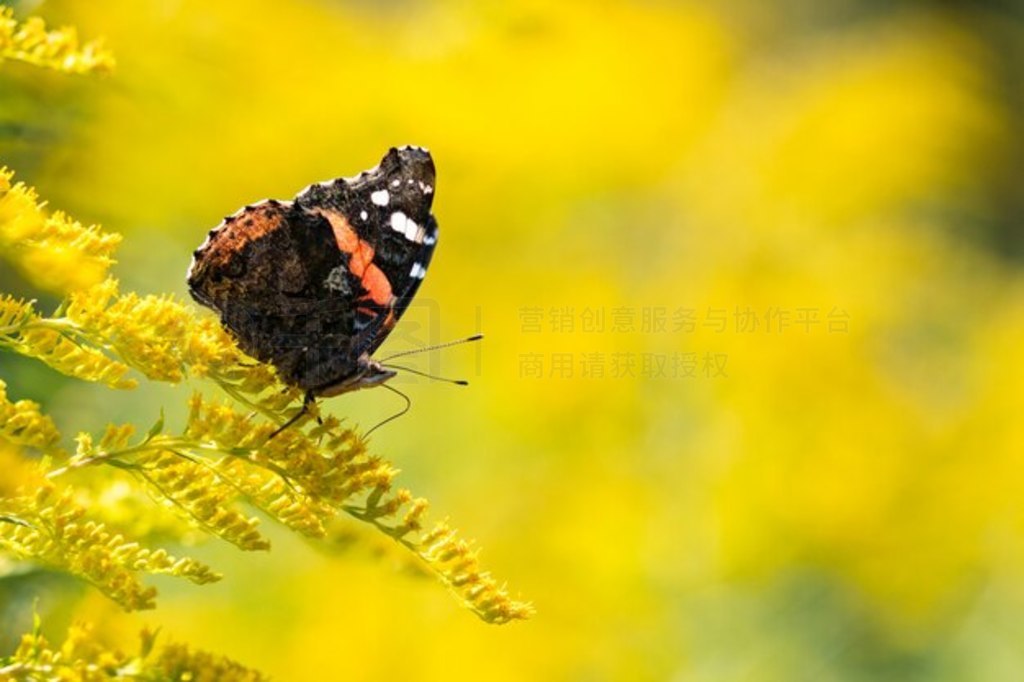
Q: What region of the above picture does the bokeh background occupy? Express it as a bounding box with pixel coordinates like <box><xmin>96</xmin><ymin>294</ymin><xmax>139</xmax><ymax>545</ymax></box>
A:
<box><xmin>3</xmin><ymin>0</ymin><xmax>1024</xmax><ymax>679</ymax></box>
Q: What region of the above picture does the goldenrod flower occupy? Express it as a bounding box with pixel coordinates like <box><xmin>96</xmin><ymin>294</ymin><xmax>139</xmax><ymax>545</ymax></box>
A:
<box><xmin>0</xmin><ymin>274</ymin><xmax>292</xmax><ymax>399</ymax></box>
<box><xmin>78</xmin><ymin>478</ymin><xmax>203</xmax><ymax>547</ymax></box>
<box><xmin>0</xmin><ymin>379</ymin><xmax>61</xmax><ymax>452</ymax></box>
<box><xmin>396</xmin><ymin>515</ymin><xmax>535</xmax><ymax>624</ymax></box>
<box><xmin>64</xmin><ymin>280</ymin><xmax>192</xmax><ymax>383</ymax></box>
<box><xmin>0</xmin><ymin>6</ymin><xmax>114</xmax><ymax>74</ymax></box>
<box><xmin>0</xmin><ymin>168</ymin><xmax>121</xmax><ymax>294</ymax></box>
<box><xmin>0</xmin><ymin>293</ymin><xmax>35</xmax><ymax>331</ymax></box>
<box><xmin>0</xmin><ymin>298</ymin><xmax>137</xmax><ymax>388</ymax></box>
<box><xmin>1</xmin><ymin>618</ymin><xmax>267</xmax><ymax>680</ymax></box>
<box><xmin>0</xmin><ymin>481</ymin><xmax>220</xmax><ymax>611</ymax></box>
<box><xmin>54</xmin><ymin>395</ymin><xmax>533</xmax><ymax>622</ymax></box>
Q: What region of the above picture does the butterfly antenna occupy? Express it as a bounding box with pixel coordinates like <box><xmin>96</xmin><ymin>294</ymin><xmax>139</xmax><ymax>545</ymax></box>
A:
<box><xmin>378</xmin><ymin>333</ymin><xmax>483</xmax><ymax>362</ymax></box>
<box><xmin>381</xmin><ymin>362</ymin><xmax>469</xmax><ymax>386</ymax></box>
<box><xmin>363</xmin><ymin>383</ymin><xmax>412</xmax><ymax>438</ymax></box>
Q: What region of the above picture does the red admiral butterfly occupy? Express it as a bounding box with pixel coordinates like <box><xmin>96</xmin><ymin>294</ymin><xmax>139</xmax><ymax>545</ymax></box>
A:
<box><xmin>187</xmin><ymin>146</ymin><xmax>441</xmax><ymax>422</ymax></box>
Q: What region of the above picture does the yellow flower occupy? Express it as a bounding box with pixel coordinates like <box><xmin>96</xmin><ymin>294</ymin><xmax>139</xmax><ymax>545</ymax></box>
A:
<box><xmin>64</xmin><ymin>279</ymin><xmax>193</xmax><ymax>383</ymax></box>
<box><xmin>11</xmin><ymin>322</ymin><xmax>137</xmax><ymax>390</ymax></box>
<box><xmin>0</xmin><ymin>168</ymin><xmax>121</xmax><ymax>294</ymax></box>
<box><xmin>0</xmin><ymin>379</ymin><xmax>61</xmax><ymax>452</ymax></box>
<box><xmin>0</xmin><ymin>481</ymin><xmax>220</xmax><ymax>611</ymax></box>
<box><xmin>54</xmin><ymin>394</ymin><xmax>533</xmax><ymax>622</ymax></box>
<box><xmin>3</xmin><ymin>619</ymin><xmax>267</xmax><ymax>681</ymax></box>
<box><xmin>0</xmin><ymin>6</ymin><xmax>114</xmax><ymax>74</ymax></box>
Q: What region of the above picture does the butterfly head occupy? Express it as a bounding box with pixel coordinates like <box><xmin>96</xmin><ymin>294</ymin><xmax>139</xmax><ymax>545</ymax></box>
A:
<box><xmin>314</xmin><ymin>353</ymin><xmax>396</xmax><ymax>398</ymax></box>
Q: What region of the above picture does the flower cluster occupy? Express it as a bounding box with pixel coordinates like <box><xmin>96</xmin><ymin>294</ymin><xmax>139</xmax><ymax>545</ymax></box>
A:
<box><xmin>58</xmin><ymin>394</ymin><xmax>535</xmax><ymax>623</ymax></box>
<box><xmin>0</xmin><ymin>379</ymin><xmax>60</xmax><ymax>452</ymax></box>
<box><xmin>0</xmin><ymin>6</ymin><xmax>114</xmax><ymax>74</ymax></box>
<box><xmin>0</xmin><ymin>168</ymin><xmax>121</xmax><ymax>293</ymax></box>
<box><xmin>0</xmin><ymin>481</ymin><xmax>220</xmax><ymax>611</ymax></box>
<box><xmin>0</xmin><ymin>293</ymin><xmax>137</xmax><ymax>390</ymax></box>
<box><xmin>1</xmin><ymin>618</ymin><xmax>265</xmax><ymax>681</ymax></box>
<box><xmin>0</xmin><ymin>279</ymin><xmax>245</xmax><ymax>391</ymax></box>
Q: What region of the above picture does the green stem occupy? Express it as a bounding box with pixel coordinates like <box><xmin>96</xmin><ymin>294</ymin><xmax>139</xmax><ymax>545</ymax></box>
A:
<box><xmin>210</xmin><ymin>373</ymin><xmax>286</xmax><ymax>425</ymax></box>
<box><xmin>46</xmin><ymin>436</ymin><xmax>250</xmax><ymax>478</ymax></box>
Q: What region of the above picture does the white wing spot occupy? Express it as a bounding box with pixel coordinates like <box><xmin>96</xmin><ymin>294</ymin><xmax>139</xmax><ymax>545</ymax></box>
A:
<box><xmin>359</xmin><ymin>210</ymin><xmax>368</xmax><ymax>221</ymax></box>
<box><xmin>410</xmin><ymin>262</ymin><xmax>426</xmax><ymax>279</ymax></box>
<box><xmin>389</xmin><ymin>211</ymin><xmax>422</xmax><ymax>242</ymax></box>
<box><xmin>418</xmin><ymin>182</ymin><xmax>433</xmax><ymax>195</ymax></box>
<box><xmin>390</xmin><ymin>179</ymin><xmax>401</xmax><ymax>187</ymax></box>
<box><xmin>390</xmin><ymin>211</ymin><xmax>408</xmax><ymax>234</ymax></box>
<box><xmin>370</xmin><ymin>189</ymin><xmax>389</xmax><ymax>206</ymax></box>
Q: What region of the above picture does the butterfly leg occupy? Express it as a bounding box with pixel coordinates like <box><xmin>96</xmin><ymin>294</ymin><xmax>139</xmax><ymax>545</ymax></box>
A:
<box><xmin>268</xmin><ymin>390</ymin><xmax>317</xmax><ymax>440</ymax></box>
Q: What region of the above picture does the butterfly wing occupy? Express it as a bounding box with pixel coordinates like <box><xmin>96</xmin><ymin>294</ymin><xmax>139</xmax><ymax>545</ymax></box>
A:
<box><xmin>295</xmin><ymin>145</ymin><xmax>438</xmax><ymax>356</ymax></box>
<box><xmin>188</xmin><ymin>146</ymin><xmax>439</xmax><ymax>393</ymax></box>
<box><xmin>186</xmin><ymin>198</ymin><xmax>359</xmax><ymax>389</ymax></box>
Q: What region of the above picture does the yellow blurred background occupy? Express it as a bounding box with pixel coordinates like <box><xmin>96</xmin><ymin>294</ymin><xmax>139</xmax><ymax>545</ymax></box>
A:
<box><xmin>3</xmin><ymin>0</ymin><xmax>1024</xmax><ymax>679</ymax></box>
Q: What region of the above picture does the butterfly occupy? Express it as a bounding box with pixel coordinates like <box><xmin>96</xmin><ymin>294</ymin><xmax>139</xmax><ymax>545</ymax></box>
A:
<box><xmin>187</xmin><ymin>146</ymin><xmax>440</xmax><ymax>428</ymax></box>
